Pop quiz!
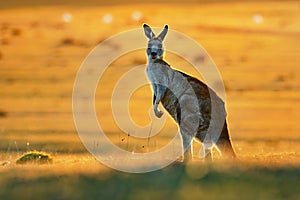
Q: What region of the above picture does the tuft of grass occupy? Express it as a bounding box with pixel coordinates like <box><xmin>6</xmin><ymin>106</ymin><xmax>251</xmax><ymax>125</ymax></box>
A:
<box><xmin>60</xmin><ymin>37</ymin><xmax>76</xmax><ymax>46</ymax></box>
<box><xmin>0</xmin><ymin>110</ymin><xmax>7</xmax><ymax>118</ymax></box>
<box><xmin>1</xmin><ymin>161</ymin><xmax>10</xmax><ymax>166</ymax></box>
<box><xmin>11</xmin><ymin>28</ymin><xmax>22</xmax><ymax>36</ymax></box>
<box><xmin>131</xmin><ymin>57</ymin><xmax>146</xmax><ymax>66</ymax></box>
<box><xmin>16</xmin><ymin>151</ymin><xmax>53</xmax><ymax>165</ymax></box>
<box><xmin>59</xmin><ymin>37</ymin><xmax>89</xmax><ymax>47</ymax></box>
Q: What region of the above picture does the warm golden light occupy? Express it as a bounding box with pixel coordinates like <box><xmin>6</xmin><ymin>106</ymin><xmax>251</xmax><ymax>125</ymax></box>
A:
<box><xmin>0</xmin><ymin>0</ymin><xmax>299</xmax><ymax>199</ymax></box>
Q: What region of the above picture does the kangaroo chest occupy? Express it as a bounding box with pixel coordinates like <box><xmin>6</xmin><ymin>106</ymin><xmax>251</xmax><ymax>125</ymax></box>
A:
<box><xmin>147</xmin><ymin>61</ymin><xmax>193</xmax><ymax>98</ymax></box>
<box><xmin>146</xmin><ymin>62</ymin><xmax>169</xmax><ymax>85</ymax></box>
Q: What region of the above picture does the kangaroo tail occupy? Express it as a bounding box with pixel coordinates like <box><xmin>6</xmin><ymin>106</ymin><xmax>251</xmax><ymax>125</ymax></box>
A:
<box><xmin>216</xmin><ymin>120</ymin><xmax>236</xmax><ymax>158</ymax></box>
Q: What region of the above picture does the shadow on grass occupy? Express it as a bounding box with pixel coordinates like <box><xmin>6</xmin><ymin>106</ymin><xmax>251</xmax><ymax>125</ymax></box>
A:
<box><xmin>1</xmin><ymin>162</ymin><xmax>300</xmax><ymax>200</ymax></box>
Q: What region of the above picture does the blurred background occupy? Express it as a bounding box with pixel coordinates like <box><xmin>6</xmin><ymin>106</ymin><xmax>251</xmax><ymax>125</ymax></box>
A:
<box><xmin>1</xmin><ymin>0</ymin><xmax>299</xmax><ymax>159</ymax></box>
<box><xmin>0</xmin><ymin>0</ymin><xmax>300</xmax><ymax>198</ymax></box>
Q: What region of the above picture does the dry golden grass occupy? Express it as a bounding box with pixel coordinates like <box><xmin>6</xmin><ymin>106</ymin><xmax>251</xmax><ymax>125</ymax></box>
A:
<box><xmin>0</xmin><ymin>1</ymin><xmax>300</xmax><ymax>199</ymax></box>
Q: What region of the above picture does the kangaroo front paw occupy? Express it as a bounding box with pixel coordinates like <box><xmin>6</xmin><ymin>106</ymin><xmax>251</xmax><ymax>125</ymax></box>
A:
<box><xmin>153</xmin><ymin>104</ymin><xmax>164</xmax><ymax>118</ymax></box>
<box><xmin>155</xmin><ymin>110</ymin><xmax>164</xmax><ymax>118</ymax></box>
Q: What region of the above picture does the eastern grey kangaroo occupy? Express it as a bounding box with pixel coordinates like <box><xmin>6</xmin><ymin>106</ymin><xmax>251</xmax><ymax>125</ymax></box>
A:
<box><xmin>143</xmin><ymin>24</ymin><xmax>236</xmax><ymax>162</ymax></box>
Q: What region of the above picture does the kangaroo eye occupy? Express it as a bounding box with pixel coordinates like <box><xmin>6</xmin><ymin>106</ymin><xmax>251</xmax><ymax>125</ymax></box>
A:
<box><xmin>147</xmin><ymin>48</ymin><xmax>151</xmax><ymax>54</ymax></box>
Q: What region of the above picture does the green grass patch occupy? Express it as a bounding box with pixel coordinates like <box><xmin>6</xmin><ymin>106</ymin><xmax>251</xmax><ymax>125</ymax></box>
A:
<box><xmin>16</xmin><ymin>151</ymin><xmax>53</xmax><ymax>165</ymax></box>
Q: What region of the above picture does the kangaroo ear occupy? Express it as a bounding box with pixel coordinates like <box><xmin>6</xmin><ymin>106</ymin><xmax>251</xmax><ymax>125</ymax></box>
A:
<box><xmin>157</xmin><ymin>24</ymin><xmax>168</xmax><ymax>41</ymax></box>
<box><xmin>143</xmin><ymin>23</ymin><xmax>155</xmax><ymax>39</ymax></box>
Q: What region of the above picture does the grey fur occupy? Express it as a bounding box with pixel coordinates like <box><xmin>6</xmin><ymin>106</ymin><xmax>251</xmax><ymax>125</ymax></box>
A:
<box><xmin>143</xmin><ymin>24</ymin><xmax>236</xmax><ymax>162</ymax></box>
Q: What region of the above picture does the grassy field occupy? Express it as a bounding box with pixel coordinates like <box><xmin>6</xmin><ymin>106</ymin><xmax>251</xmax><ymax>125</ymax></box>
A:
<box><xmin>0</xmin><ymin>1</ymin><xmax>300</xmax><ymax>199</ymax></box>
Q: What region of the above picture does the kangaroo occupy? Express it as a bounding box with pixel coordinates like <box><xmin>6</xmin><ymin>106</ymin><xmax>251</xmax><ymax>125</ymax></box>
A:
<box><xmin>143</xmin><ymin>24</ymin><xmax>236</xmax><ymax>162</ymax></box>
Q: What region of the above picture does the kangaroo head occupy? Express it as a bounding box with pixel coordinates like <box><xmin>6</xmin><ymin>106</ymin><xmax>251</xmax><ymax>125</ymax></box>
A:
<box><xmin>143</xmin><ymin>24</ymin><xmax>168</xmax><ymax>60</ymax></box>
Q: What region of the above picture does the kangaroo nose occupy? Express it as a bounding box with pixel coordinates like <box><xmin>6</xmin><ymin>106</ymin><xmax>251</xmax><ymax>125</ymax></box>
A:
<box><xmin>151</xmin><ymin>52</ymin><xmax>157</xmax><ymax>56</ymax></box>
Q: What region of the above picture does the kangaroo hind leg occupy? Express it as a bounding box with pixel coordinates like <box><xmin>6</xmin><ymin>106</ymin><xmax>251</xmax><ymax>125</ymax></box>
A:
<box><xmin>181</xmin><ymin>133</ymin><xmax>193</xmax><ymax>163</ymax></box>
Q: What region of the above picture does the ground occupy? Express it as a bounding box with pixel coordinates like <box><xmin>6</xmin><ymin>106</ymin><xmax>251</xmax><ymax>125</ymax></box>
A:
<box><xmin>0</xmin><ymin>1</ymin><xmax>300</xmax><ymax>199</ymax></box>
